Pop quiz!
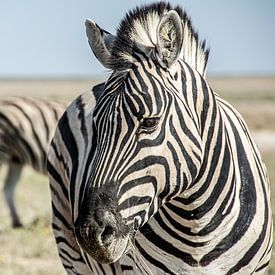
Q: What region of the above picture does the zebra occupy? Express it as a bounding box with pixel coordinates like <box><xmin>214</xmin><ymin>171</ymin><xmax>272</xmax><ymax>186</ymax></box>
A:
<box><xmin>0</xmin><ymin>97</ymin><xmax>65</xmax><ymax>227</ymax></box>
<box><xmin>47</xmin><ymin>2</ymin><xmax>273</xmax><ymax>274</ymax></box>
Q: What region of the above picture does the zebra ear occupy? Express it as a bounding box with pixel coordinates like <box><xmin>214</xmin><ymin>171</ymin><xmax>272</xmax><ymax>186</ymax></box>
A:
<box><xmin>85</xmin><ymin>19</ymin><xmax>115</xmax><ymax>69</ymax></box>
<box><xmin>155</xmin><ymin>10</ymin><xmax>183</xmax><ymax>68</ymax></box>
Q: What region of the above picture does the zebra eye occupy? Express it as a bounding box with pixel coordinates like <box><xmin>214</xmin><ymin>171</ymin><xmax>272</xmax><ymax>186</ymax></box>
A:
<box><xmin>139</xmin><ymin>117</ymin><xmax>160</xmax><ymax>133</ymax></box>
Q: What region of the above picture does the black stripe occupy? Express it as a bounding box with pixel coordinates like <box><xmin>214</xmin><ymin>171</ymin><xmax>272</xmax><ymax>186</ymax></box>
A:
<box><xmin>200</xmin><ymin>118</ymin><xmax>257</xmax><ymax>266</ymax></box>
<box><xmin>59</xmin><ymin>247</ymin><xmax>83</xmax><ymax>262</ymax></box>
<box><xmin>140</xmin><ymin>223</ymin><xmax>197</xmax><ymax>266</ymax></box>
<box><xmin>76</xmin><ymin>96</ymin><xmax>88</xmax><ymax>145</ymax></box>
<box><xmin>174</xmin><ymin>98</ymin><xmax>201</xmax><ymax>150</ymax></box>
<box><xmin>153</xmin><ymin>211</ymin><xmax>207</xmax><ymax>247</ymax></box>
<box><xmin>26</xmin><ymin>98</ymin><xmax>52</xmax><ymax>141</ymax></box>
<box><xmin>0</xmin><ymin>113</ymin><xmax>36</xmax><ymax>165</ymax></box>
<box><xmin>5</xmin><ymin>102</ymin><xmax>47</xmax><ymax>170</ymax></box>
<box><xmin>175</xmin><ymin>118</ymin><xmax>223</xmax><ymax>205</ymax></box>
<box><xmin>92</xmin><ymin>81</ymin><xmax>105</xmax><ymax>101</ymax></box>
<box><xmin>135</xmin><ymin>240</ymin><xmax>177</xmax><ymax>275</ymax></box>
<box><xmin>48</xmin><ymin>161</ymin><xmax>69</xmax><ymax>201</ymax></box>
<box><xmin>58</xmin><ymin>112</ymin><xmax>79</xmax><ymax>221</ymax></box>
<box><xmin>78</xmin><ymin>123</ymin><xmax>97</xmax><ymax>210</ymax></box>
<box><xmin>254</xmin><ymin>261</ymin><xmax>270</xmax><ymax>273</ymax></box>
<box><xmin>169</xmin><ymin>115</ymin><xmax>199</xmax><ymax>181</ymax></box>
<box><xmin>52</xmin><ymin>203</ymin><xmax>72</xmax><ymax>230</ymax></box>
<box><xmin>49</xmin><ymin>140</ymin><xmax>70</xmax><ymax>179</ymax></box>
<box><xmin>165</xmin><ymin>141</ymin><xmax>183</xmax><ymax>200</ymax></box>
<box><xmin>118</xmin><ymin>175</ymin><xmax>157</xmax><ymax>200</ymax></box>
<box><xmin>197</xmin><ymin>168</ymin><xmax>236</xmax><ymax>236</ymax></box>
<box><xmin>160</xmin><ymin>205</ymin><xmax>196</xmax><ymax>236</ymax></box>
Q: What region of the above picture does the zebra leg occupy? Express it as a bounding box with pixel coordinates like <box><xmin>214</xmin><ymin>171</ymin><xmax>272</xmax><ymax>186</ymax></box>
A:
<box><xmin>3</xmin><ymin>162</ymin><xmax>23</xmax><ymax>228</ymax></box>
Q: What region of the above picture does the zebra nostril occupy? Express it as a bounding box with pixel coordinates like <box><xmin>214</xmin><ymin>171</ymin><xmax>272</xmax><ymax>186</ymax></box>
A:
<box><xmin>101</xmin><ymin>225</ymin><xmax>115</xmax><ymax>245</ymax></box>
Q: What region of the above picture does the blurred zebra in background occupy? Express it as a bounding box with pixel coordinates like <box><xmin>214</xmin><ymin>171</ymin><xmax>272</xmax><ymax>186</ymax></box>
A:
<box><xmin>48</xmin><ymin>2</ymin><xmax>273</xmax><ymax>274</ymax></box>
<box><xmin>0</xmin><ymin>97</ymin><xmax>65</xmax><ymax>227</ymax></box>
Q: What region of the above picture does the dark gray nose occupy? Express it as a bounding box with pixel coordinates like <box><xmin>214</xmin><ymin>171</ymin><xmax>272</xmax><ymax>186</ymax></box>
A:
<box><xmin>74</xmin><ymin>186</ymin><xmax>134</xmax><ymax>264</ymax></box>
<box><xmin>94</xmin><ymin>208</ymin><xmax>117</xmax><ymax>245</ymax></box>
<box><xmin>75</xmin><ymin>208</ymin><xmax>118</xmax><ymax>247</ymax></box>
<box><xmin>74</xmin><ymin>186</ymin><xmax>131</xmax><ymax>263</ymax></box>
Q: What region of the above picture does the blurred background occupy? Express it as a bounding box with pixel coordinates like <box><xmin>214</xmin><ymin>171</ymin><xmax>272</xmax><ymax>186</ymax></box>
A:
<box><xmin>0</xmin><ymin>0</ymin><xmax>274</xmax><ymax>274</ymax></box>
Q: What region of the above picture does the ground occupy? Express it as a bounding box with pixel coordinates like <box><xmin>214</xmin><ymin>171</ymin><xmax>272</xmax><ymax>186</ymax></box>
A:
<box><xmin>0</xmin><ymin>76</ymin><xmax>274</xmax><ymax>274</ymax></box>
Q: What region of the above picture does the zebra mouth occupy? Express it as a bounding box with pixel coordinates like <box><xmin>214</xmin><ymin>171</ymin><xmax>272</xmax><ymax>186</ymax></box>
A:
<box><xmin>96</xmin><ymin>238</ymin><xmax>129</xmax><ymax>264</ymax></box>
<box><xmin>77</xmin><ymin>230</ymin><xmax>130</xmax><ymax>264</ymax></box>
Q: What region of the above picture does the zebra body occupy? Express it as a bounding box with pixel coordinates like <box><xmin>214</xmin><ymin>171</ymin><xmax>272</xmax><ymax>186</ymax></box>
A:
<box><xmin>0</xmin><ymin>97</ymin><xmax>65</xmax><ymax>227</ymax></box>
<box><xmin>48</xmin><ymin>2</ymin><xmax>272</xmax><ymax>274</ymax></box>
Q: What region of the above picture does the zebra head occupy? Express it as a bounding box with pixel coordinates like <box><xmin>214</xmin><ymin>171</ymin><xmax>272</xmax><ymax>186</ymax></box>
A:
<box><xmin>75</xmin><ymin>2</ymin><xmax>209</xmax><ymax>264</ymax></box>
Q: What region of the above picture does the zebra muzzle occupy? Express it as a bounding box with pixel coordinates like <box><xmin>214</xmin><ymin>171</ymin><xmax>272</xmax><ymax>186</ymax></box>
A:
<box><xmin>74</xmin><ymin>207</ymin><xmax>130</xmax><ymax>264</ymax></box>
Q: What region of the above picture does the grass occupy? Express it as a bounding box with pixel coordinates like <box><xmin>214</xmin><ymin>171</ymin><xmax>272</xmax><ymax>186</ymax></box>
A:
<box><xmin>0</xmin><ymin>167</ymin><xmax>65</xmax><ymax>274</ymax></box>
<box><xmin>264</xmin><ymin>154</ymin><xmax>275</xmax><ymax>275</ymax></box>
<box><xmin>0</xmin><ymin>77</ymin><xmax>274</xmax><ymax>274</ymax></box>
<box><xmin>209</xmin><ymin>76</ymin><xmax>275</xmax><ymax>131</ymax></box>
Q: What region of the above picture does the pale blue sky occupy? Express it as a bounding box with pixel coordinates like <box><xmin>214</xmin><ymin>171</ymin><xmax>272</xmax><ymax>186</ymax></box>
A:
<box><xmin>0</xmin><ymin>0</ymin><xmax>274</xmax><ymax>78</ymax></box>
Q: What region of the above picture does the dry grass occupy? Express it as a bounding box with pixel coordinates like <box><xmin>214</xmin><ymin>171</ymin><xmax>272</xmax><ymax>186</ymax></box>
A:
<box><xmin>0</xmin><ymin>76</ymin><xmax>274</xmax><ymax>130</ymax></box>
<box><xmin>0</xmin><ymin>79</ymin><xmax>99</xmax><ymax>101</ymax></box>
<box><xmin>0</xmin><ymin>167</ymin><xmax>65</xmax><ymax>274</ymax></box>
<box><xmin>209</xmin><ymin>76</ymin><xmax>275</xmax><ymax>130</ymax></box>
<box><xmin>261</xmin><ymin>152</ymin><xmax>275</xmax><ymax>274</ymax></box>
<box><xmin>0</xmin><ymin>77</ymin><xmax>274</xmax><ymax>274</ymax></box>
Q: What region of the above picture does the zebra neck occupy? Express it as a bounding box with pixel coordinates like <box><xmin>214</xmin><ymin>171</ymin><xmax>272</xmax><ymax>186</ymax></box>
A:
<box><xmin>178</xmin><ymin>117</ymin><xmax>234</xmax><ymax>227</ymax></box>
<box><xmin>166</xmin><ymin>91</ymin><xmax>238</xmax><ymax>231</ymax></box>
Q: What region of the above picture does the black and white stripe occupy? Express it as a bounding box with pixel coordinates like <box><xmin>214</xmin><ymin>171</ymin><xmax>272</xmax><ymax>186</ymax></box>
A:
<box><xmin>0</xmin><ymin>97</ymin><xmax>65</xmax><ymax>227</ymax></box>
<box><xmin>48</xmin><ymin>2</ymin><xmax>272</xmax><ymax>274</ymax></box>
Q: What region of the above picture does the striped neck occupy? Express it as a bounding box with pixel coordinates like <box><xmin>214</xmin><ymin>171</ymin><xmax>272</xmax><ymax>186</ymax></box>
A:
<box><xmin>164</xmin><ymin>61</ymin><xmax>236</xmax><ymax>232</ymax></box>
<box><xmin>172</xmin><ymin>74</ymin><xmax>234</xmax><ymax>231</ymax></box>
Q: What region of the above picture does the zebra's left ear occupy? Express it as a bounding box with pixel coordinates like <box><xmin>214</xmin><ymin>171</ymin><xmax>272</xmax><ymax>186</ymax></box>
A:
<box><xmin>155</xmin><ymin>10</ymin><xmax>183</xmax><ymax>68</ymax></box>
<box><xmin>85</xmin><ymin>19</ymin><xmax>115</xmax><ymax>69</ymax></box>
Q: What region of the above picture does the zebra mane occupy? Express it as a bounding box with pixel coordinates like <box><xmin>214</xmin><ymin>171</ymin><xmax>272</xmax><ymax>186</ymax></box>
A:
<box><xmin>110</xmin><ymin>2</ymin><xmax>210</xmax><ymax>76</ymax></box>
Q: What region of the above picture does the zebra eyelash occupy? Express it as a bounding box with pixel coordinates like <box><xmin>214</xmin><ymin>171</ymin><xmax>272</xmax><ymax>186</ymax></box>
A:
<box><xmin>137</xmin><ymin>117</ymin><xmax>160</xmax><ymax>134</ymax></box>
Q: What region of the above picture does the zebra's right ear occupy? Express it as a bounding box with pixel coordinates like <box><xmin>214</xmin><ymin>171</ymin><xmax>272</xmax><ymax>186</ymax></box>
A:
<box><xmin>85</xmin><ymin>19</ymin><xmax>115</xmax><ymax>69</ymax></box>
<box><xmin>155</xmin><ymin>10</ymin><xmax>183</xmax><ymax>68</ymax></box>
